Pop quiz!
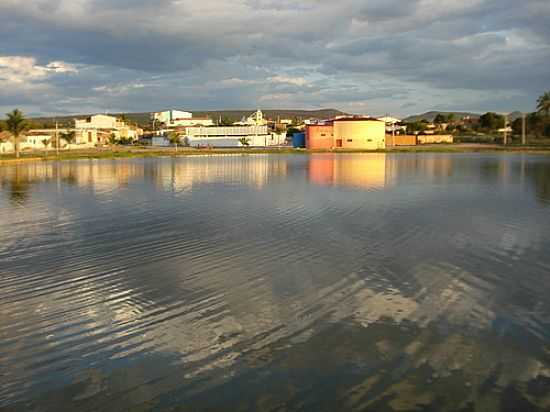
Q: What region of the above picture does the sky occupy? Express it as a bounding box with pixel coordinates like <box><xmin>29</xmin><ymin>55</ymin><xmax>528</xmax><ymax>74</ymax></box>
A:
<box><xmin>0</xmin><ymin>0</ymin><xmax>549</xmax><ymax>118</ymax></box>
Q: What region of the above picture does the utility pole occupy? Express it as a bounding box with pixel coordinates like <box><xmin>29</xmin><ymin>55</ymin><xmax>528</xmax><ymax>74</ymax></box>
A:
<box><xmin>503</xmin><ymin>114</ymin><xmax>508</xmax><ymax>145</ymax></box>
<box><xmin>55</xmin><ymin>120</ymin><xmax>59</xmax><ymax>157</ymax></box>
<box><xmin>522</xmin><ymin>113</ymin><xmax>526</xmax><ymax>145</ymax></box>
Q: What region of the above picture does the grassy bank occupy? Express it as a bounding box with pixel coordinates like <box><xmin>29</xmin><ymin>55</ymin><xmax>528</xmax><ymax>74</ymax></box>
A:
<box><xmin>2</xmin><ymin>144</ymin><xmax>550</xmax><ymax>165</ymax></box>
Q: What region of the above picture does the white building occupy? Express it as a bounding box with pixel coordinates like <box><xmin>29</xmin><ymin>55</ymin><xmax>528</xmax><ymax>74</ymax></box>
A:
<box><xmin>378</xmin><ymin>116</ymin><xmax>406</xmax><ymax>134</ymax></box>
<box><xmin>153</xmin><ymin>125</ymin><xmax>286</xmax><ymax>148</ymax></box>
<box><xmin>234</xmin><ymin>110</ymin><xmax>268</xmax><ymax>126</ymax></box>
<box><xmin>74</xmin><ymin>114</ymin><xmax>142</xmax><ymax>145</ymax></box>
<box><xmin>152</xmin><ymin>110</ymin><xmax>214</xmax><ymax>128</ymax></box>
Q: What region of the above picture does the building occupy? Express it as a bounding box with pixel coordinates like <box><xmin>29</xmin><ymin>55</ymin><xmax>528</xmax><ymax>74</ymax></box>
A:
<box><xmin>153</xmin><ymin>125</ymin><xmax>286</xmax><ymax>148</ymax></box>
<box><xmin>0</xmin><ymin>129</ymin><xmax>75</xmax><ymax>153</ymax></box>
<box><xmin>0</xmin><ymin>131</ymin><xmax>14</xmax><ymax>153</ymax></box>
<box><xmin>234</xmin><ymin>110</ymin><xmax>268</xmax><ymax>126</ymax></box>
<box><xmin>334</xmin><ymin>118</ymin><xmax>386</xmax><ymax>150</ymax></box>
<box><xmin>305</xmin><ymin>117</ymin><xmax>386</xmax><ymax>150</ymax></box>
<box><xmin>74</xmin><ymin>114</ymin><xmax>143</xmax><ymax>145</ymax></box>
<box><xmin>152</xmin><ymin>110</ymin><xmax>214</xmax><ymax>128</ymax></box>
<box><xmin>306</xmin><ymin>123</ymin><xmax>334</xmax><ymax>149</ymax></box>
<box><xmin>378</xmin><ymin>116</ymin><xmax>407</xmax><ymax>135</ymax></box>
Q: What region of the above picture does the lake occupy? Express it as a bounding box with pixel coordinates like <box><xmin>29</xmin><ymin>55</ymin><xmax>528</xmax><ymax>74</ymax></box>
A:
<box><xmin>1</xmin><ymin>153</ymin><xmax>550</xmax><ymax>411</ymax></box>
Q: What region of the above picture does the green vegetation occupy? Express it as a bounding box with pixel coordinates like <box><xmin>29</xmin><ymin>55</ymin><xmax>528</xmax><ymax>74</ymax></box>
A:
<box><xmin>479</xmin><ymin>112</ymin><xmax>505</xmax><ymax>131</ymax></box>
<box><xmin>238</xmin><ymin>137</ymin><xmax>250</xmax><ymax>147</ymax></box>
<box><xmin>537</xmin><ymin>91</ymin><xmax>550</xmax><ymax>116</ymax></box>
<box><xmin>167</xmin><ymin>132</ymin><xmax>181</xmax><ymax>152</ymax></box>
<box><xmin>61</xmin><ymin>130</ymin><xmax>76</xmax><ymax>146</ymax></box>
<box><xmin>5</xmin><ymin>109</ymin><xmax>28</xmax><ymax>159</ymax></box>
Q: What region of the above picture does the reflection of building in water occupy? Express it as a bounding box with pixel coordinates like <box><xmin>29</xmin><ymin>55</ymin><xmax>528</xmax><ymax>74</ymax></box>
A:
<box><xmin>0</xmin><ymin>161</ymin><xmax>146</xmax><ymax>197</ymax></box>
<box><xmin>309</xmin><ymin>154</ymin><xmax>392</xmax><ymax>189</ymax></box>
<box><xmin>153</xmin><ymin>155</ymin><xmax>288</xmax><ymax>191</ymax></box>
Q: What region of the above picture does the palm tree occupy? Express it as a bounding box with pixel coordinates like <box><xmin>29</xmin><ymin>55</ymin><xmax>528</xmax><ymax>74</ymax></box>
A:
<box><xmin>537</xmin><ymin>91</ymin><xmax>550</xmax><ymax>116</ymax></box>
<box><xmin>6</xmin><ymin>109</ymin><xmax>27</xmax><ymax>158</ymax></box>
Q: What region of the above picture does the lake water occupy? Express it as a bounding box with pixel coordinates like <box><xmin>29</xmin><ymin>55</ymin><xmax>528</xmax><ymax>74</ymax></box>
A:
<box><xmin>1</xmin><ymin>153</ymin><xmax>550</xmax><ymax>412</ymax></box>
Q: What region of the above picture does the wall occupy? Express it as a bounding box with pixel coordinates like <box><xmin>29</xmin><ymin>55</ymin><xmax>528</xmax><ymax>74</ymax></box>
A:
<box><xmin>417</xmin><ymin>135</ymin><xmax>454</xmax><ymax>144</ymax></box>
<box><xmin>75</xmin><ymin>115</ymin><xmax>118</xmax><ymax>129</ymax></box>
<box><xmin>306</xmin><ymin>125</ymin><xmax>334</xmax><ymax>149</ymax></box>
<box><xmin>386</xmin><ymin>135</ymin><xmax>417</xmax><ymax>147</ymax></box>
<box><xmin>334</xmin><ymin>120</ymin><xmax>386</xmax><ymax>150</ymax></box>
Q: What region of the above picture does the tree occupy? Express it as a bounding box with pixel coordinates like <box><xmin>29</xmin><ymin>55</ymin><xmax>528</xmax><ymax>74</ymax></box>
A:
<box><xmin>447</xmin><ymin>113</ymin><xmax>455</xmax><ymax>123</ymax></box>
<box><xmin>405</xmin><ymin>121</ymin><xmax>427</xmax><ymax>134</ymax></box>
<box><xmin>41</xmin><ymin>138</ymin><xmax>51</xmax><ymax>157</ymax></box>
<box><xmin>479</xmin><ymin>112</ymin><xmax>505</xmax><ymax>131</ymax></box>
<box><xmin>219</xmin><ymin>116</ymin><xmax>234</xmax><ymax>126</ymax></box>
<box><xmin>434</xmin><ymin>114</ymin><xmax>447</xmax><ymax>124</ymax></box>
<box><xmin>60</xmin><ymin>130</ymin><xmax>76</xmax><ymax>148</ymax></box>
<box><xmin>238</xmin><ymin>137</ymin><xmax>250</xmax><ymax>147</ymax></box>
<box><xmin>537</xmin><ymin>91</ymin><xmax>550</xmax><ymax>117</ymax></box>
<box><xmin>108</xmin><ymin>133</ymin><xmax>118</xmax><ymax>148</ymax></box>
<box><xmin>6</xmin><ymin>109</ymin><xmax>27</xmax><ymax>158</ymax></box>
<box><xmin>167</xmin><ymin>132</ymin><xmax>180</xmax><ymax>152</ymax></box>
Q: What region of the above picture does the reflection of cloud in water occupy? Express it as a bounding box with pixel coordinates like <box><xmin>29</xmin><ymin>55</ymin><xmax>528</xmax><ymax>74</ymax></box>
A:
<box><xmin>1</xmin><ymin>154</ymin><xmax>550</xmax><ymax>411</ymax></box>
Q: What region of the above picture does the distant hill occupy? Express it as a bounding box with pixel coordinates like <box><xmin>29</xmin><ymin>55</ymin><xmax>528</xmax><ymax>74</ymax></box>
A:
<box><xmin>403</xmin><ymin>111</ymin><xmax>482</xmax><ymax>122</ymax></box>
<box><xmin>28</xmin><ymin>109</ymin><xmax>348</xmax><ymax>129</ymax></box>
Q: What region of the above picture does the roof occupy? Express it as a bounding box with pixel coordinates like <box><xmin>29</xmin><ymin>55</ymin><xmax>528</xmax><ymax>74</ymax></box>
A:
<box><xmin>0</xmin><ymin>131</ymin><xmax>12</xmax><ymax>141</ymax></box>
<box><xmin>333</xmin><ymin>117</ymin><xmax>384</xmax><ymax>122</ymax></box>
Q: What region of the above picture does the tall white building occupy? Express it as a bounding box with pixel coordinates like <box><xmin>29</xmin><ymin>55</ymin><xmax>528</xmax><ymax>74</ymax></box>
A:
<box><xmin>152</xmin><ymin>110</ymin><xmax>214</xmax><ymax>128</ymax></box>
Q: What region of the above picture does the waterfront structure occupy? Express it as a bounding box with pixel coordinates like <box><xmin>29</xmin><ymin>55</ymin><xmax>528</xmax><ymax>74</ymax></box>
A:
<box><xmin>74</xmin><ymin>114</ymin><xmax>143</xmax><ymax>145</ymax></box>
<box><xmin>152</xmin><ymin>125</ymin><xmax>286</xmax><ymax>147</ymax></box>
<box><xmin>0</xmin><ymin>131</ymin><xmax>14</xmax><ymax>153</ymax></box>
<box><xmin>292</xmin><ymin>133</ymin><xmax>306</xmax><ymax>148</ymax></box>
<box><xmin>334</xmin><ymin>118</ymin><xmax>386</xmax><ymax>150</ymax></box>
<box><xmin>0</xmin><ymin>129</ymin><xmax>75</xmax><ymax>152</ymax></box>
<box><xmin>305</xmin><ymin>117</ymin><xmax>386</xmax><ymax>150</ymax></box>
<box><xmin>152</xmin><ymin>110</ymin><xmax>214</xmax><ymax>128</ymax></box>
<box><xmin>305</xmin><ymin>123</ymin><xmax>334</xmax><ymax>149</ymax></box>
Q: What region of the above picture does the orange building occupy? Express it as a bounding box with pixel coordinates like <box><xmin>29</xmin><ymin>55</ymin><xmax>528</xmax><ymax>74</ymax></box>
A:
<box><xmin>333</xmin><ymin>118</ymin><xmax>386</xmax><ymax>150</ymax></box>
<box><xmin>305</xmin><ymin>118</ymin><xmax>386</xmax><ymax>150</ymax></box>
<box><xmin>306</xmin><ymin>124</ymin><xmax>334</xmax><ymax>149</ymax></box>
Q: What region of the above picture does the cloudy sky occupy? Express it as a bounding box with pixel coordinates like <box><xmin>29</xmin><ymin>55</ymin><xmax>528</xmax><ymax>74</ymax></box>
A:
<box><xmin>0</xmin><ymin>0</ymin><xmax>549</xmax><ymax>117</ymax></box>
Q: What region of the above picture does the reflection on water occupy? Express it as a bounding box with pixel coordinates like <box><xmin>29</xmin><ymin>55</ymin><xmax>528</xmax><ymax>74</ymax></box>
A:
<box><xmin>1</xmin><ymin>154</ymin><xmax>550</xmax><ymax>411</ymax></box>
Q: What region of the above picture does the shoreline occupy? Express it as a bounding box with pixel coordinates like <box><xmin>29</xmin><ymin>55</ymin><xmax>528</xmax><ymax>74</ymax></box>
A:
<box><xmin>2</xmin><ymin>144</ymin><xmax>550</xmax><ymax>165</ymax></box>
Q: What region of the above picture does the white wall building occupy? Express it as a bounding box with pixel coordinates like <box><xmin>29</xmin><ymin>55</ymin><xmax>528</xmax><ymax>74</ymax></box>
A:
<box><xmin>153</xmin><ymin>125</ymin><xmax>286</xmax><ymax>148</ymax></box>
<box><xmin>74</xmin><ymin>114</ymin><xmax>142</xmax><ymax>144</ymax></box>
<box><xmin>152</xmin><ymin>110</ymin><xmax>214</xmax><ymax>128</ymax></box>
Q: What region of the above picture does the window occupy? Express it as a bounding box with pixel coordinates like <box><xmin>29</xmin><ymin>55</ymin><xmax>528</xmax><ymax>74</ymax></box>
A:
<box><xmin>321</xmin><ymin>133</ymin><xmax>326</xmax><ymax>137</ymax></box>
<box><xmin>347</xmin><ymin>139</ymin><xmax>353</xmax><ymax>143</ymax></box>
<box><xmin>367</xmin><ymin>139</ymin><xmax>372</xmax><ymax>142</ymax></box>
<box><xmin>88</xmin><ymin>131</ymin><xmax>93</xmax><ymax>143</ymax></box>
